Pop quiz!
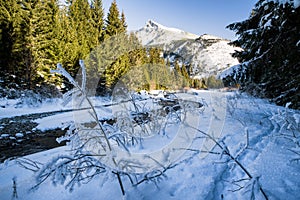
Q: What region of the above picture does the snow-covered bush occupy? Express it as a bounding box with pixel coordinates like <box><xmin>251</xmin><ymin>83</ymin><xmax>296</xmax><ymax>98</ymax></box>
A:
<box><xmin>13</xmin><ymin>61</ymin><xmax>272</xmax><ymax>199</ymax></box>
<box><xmin>33</xmin><ymin>60</ymin><xmax>269</xmax><ymax>198</ymax></box>
<box><xmin>28</xmin><ymin>60</ymin><xmax>205</xmax><ymax>195</ymax></box>
<box><xmin>0</xmin><ymin>84</ymin><xmax>62</xmax><ymax>108</ymax></box>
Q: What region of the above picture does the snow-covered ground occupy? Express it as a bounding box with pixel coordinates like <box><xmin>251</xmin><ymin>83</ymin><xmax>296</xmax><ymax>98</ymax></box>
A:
<box><xmin>0</xmin><ymin>90</ymin><xmax>300</xmax><ymax>200</ymax></box>
<box><xmin>0</xmin><ymin>98</ymin><xmax>65</xmax><ymax>120</ymax></box>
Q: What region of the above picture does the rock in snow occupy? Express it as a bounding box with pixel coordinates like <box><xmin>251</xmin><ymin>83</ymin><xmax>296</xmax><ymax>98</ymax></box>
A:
<box><xmin>15</xmin><ymin>133</ymin><xmax>24</xmax><ymax>138</ymax></box>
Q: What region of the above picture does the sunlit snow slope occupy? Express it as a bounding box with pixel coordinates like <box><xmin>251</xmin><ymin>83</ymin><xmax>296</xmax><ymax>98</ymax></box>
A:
<box><xmin>135</xmin><ymin>20</ymin><xmax>241</xmax><ymax>78</ymax></box>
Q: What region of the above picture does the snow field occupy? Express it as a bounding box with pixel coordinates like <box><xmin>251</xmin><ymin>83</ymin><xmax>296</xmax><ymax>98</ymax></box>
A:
<box><xmin>0</xmin><ymin>90</ymin><xmax>299</xmax><ymax>199</ymax></box>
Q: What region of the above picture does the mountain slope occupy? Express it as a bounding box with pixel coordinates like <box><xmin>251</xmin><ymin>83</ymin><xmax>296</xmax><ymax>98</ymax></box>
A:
<box><xmin>136</xmin><ymin>20</ymin><xmax>199</xmax><ymax>46</ymax></box>
<box><xmin>135</xmin><ymin>20</ymin><xmax>241</xmax><ymax>78</ymax></box>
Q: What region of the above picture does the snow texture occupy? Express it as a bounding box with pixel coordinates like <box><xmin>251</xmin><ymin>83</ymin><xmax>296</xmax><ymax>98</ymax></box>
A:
<box><xmin>0</xmin><ymin>91</ymin><xmax>300</xmax><ymax>199</ymax></box>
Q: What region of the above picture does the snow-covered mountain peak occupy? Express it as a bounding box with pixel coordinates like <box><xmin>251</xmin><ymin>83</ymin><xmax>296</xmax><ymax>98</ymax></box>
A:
<box><xmin>145</xmin><ymin>20</ymin><xmax>191</xmax><ymax>35</ymax></box>
<box><xmin>145</xmin><ymin>20</ymin><xmax>163</xmax><ymax>30</ymax></box>
<box><xmin>136</xmin><ymin>20</ymin><xmax>199</xmax><ymax>46</ymax></box>
<box><xmin>135</xmin><ymin>20</ymin><xmax>241</xmax><ymax>77</ymax></box>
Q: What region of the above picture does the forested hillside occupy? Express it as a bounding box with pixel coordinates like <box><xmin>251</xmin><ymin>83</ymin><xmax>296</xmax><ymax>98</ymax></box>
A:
<box><xmin>0</xmin><ymin>0</ymin><xmax>174</xmax><ymax>94</ymax></box>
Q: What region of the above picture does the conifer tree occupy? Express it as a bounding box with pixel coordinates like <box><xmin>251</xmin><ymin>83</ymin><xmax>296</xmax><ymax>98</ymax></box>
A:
<box><xmin>105</xmin><ymin>53</ymin><xmax>130</xmax><ymax>89</ymax></box>
<box><xmin>173</xmin><ymin>60</ymin><xmax>182</xmax><ymax>87</ymax></box>
<box><xmin>148</xmin><ymin>48</ymin><xmax>164</xmax><ymax>64</ymax></box>
<box><xmin>1</xmin><ymin>0</ymin><xmax>64</xmax><ymax>87</ymax></box>
<box><xmin>91</xmin><ymin>0</ymin><xmax>105</xmax><ymax>46</ymax></box>
<box><xmin>17</xmin><ymin>0</ymin><xmax>39</xmax><ymax>88</ymax></box>
<box><xmin>120</xmin><ymin>10</ymin><xmax>127</xmax><ymax>33</ymax></box>
<box><xmin>174</xmin><ymin>60</ymin><xmax>181</xmax><ymax>76</ymax></box>
<box><xmin>206</xmin><ymin>75</ymin><xmax>222</xmax><ymax>89</ymax></box>
<box><xmin>105</xmin><ymin>0</ymin><xmax>124</xmax><ymax>37</ymax></box>
<box><xmin>181</xmin><ymin>64</ymin><xmax>190</xmax><ymax>87</ymax></box>
<box><xmin>0</xmin><ymin>0</ymin><xmax>22</xmax><ymax>77</ymax></box>
<box><xmin>192</xmin><ymin>79</ymin><xmax>202</xmax><ymax>89</ymax></box>
<box><xmin>31</xmin><ymin>0</ymin><xmax>62</xmax><ymax>85</ymax></box>
<box><xmin>143</xmin><ymin>65</ymin><xmax>151</xmax><ymax>90</ymax></box>
<box><xmin>58</xmin><ymin>6</ymin><xmax>80</xmax><ymax>79</ymax></box>
<box><xmin>227</xmin><ymin>0</ymin><xmax>300</xmax><ymax>109</ymax></box>
<box><xmin>0</xmin><ymin>0</ymin><xmax>148</xmax><ymax>93</ymax></box>
<box><xmin>69</xmin><ymin>0</ymin><xmax>91</xmax><ymax>57</ymax></box>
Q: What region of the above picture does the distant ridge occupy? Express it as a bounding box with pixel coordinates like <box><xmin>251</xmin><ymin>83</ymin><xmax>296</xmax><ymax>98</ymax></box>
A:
<box><xmin>136</xmin><ymin>20</ymin><xmax>199</xmax><ymax>46</ymax></box>
<box><xmin>135</xmin><ymin>20</ymin><xmax>241</xmax><ymax>78</ymax></box>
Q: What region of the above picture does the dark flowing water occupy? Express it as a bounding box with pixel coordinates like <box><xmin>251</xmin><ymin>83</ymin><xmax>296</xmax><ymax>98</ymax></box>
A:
<box><xmin>0</xmin><ymin>96</ymin><xmax>203</xmax><ymax>163</ymax></box>
<box><xmin>0</xmin><ymin>110</ymin><xmax>69</xmax><ymax>162</ymax></box>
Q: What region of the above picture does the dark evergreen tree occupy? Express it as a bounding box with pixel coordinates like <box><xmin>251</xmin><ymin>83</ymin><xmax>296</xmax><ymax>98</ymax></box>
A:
<box><xmin>181</xmin><ymin>64</ymin><xmax>190</xmax><ymax>87</ymax></box>
<box><xmin>0</xmin><ymin>0</ymin><xmax>22</xmax><ymax>77</ymax></box>
<box><xmin>148</xmin><ymin>47</ymin><xmax>164</xmax><ymax>64</ymax></box>
<box><xmin>174</xmin><ymin>60</ymin><xmax>181</xmax><ymax>76</ymax></box>
<box><xmin>0</xmin><ymin>0</ymin><xmax>145</xmax><ymax>94</ymax></box>
<box><xmin>69</xmin><ymin>0</ymin><xmax>91</xmax><ymax>57</ymax></box>
<box><xmin>192</xmin><ymin>78</ymin><xmax>203</xmax><ymax>89</ymax></box>
<box><xmin>206</xmin><ymin>75</ymin><xmax>223</xmax><ymax>89</ymax></box>
<box><xmin>16</xmin><ymin>0</ymin><xmax>39</xmax><ymax>88</ymax></box>
<box><xmin>90</xmin><ymin>0</ymin><xmax>105</xmax><ymax>46</ymax></box>
<box><xmin>57</xmin><ymin>6</ymin><xmax>80</xmax><ymax>79</ymax></box>
<box><xmin>226</xmin><ymin>0</ymin><xmax>300</xmax><ymax>109</ymax></box>
<box><xmin>105</xmin><ymin>52</ymin><xmax>130</xmax><ymax>88</ymax></box>
<box><xmin>172</xmin><ymin>60</ymin><xmax>183</xmax><ymax>89</ymax></box>
<box><xmin>1</xmin><ymin>0</ymin><xmax>63</xmax><ymax>88</ymax></box>
<box><xmin>64</xmin><ymin>0</ymin><xmax>105</xmax><ymax>90</ymax></box>
<box><xmin>103</xmin><ymin>34</ymin><xmax>146</xmax><ymax>90</ymax></box>
<box><xmin>31</xmin><ymin>0</ymin><xmax>62</xmax><ymax>85</ymax></box>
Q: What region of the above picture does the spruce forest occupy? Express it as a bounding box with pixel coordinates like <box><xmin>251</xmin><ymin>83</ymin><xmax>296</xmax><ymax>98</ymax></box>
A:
<box><xmin>0</xmin><ymin>0</ymin><xmax>204</xmax><ymax>96</ymax></box>
<box><xmin>0</xmin><ymin>0</ymin><xmax>132</xmax><ymax>91</ymax></box>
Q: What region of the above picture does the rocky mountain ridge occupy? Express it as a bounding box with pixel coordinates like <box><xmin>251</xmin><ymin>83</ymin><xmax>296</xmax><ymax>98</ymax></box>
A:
<box><xmin>135</xmin><ymin>20</ymin><xmax>241</xmax><ymax>78</ymax></box>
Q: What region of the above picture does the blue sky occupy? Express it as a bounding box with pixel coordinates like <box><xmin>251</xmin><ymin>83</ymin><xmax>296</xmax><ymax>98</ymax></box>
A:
<box><xmin>103</xmin><ymin>0</ymin><xmax>257</xmax><ymax>40</ymax></box>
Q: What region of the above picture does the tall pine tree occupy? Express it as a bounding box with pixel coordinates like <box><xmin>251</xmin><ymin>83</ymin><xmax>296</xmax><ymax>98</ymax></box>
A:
<box><xmin>0</xmin><ymin>0</ymin><xmax>63</xmax><ymax>87</ymax></box>
<box><xmin>0</xmin><ymin>0</ymin><xmax>23</xmax><ymax>79</ymax></box>
<box><xmin>31</xmin><ymin>0</ymin><xmax>62</xmax><ymax>85</ymax></box>
<box><xmin>120</xmin><ymin>10</ymin><xmax>127</xmax><ymax>33</ymax></box>
<box><xmin>90</xmin><ymin>0</ymin><xmax>104</xmax><ymax>46</ymax></box>
<box><xmin>226</xmin><ymin>0</ymin><xmax>300</xmax><ymax>109</ymax></box>
<box><xmin>69</xmin><ymin>0</ymin><xmax>91</xmax><ymax>58</ymax></box>
<box><xmin>105</xmin><ymin>0</ymin><xmax>126</xmax><ymax>37</ymax></box>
